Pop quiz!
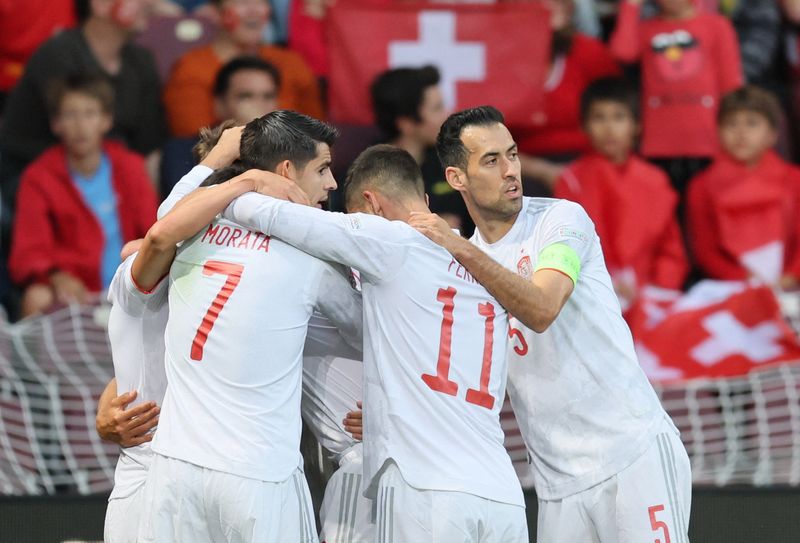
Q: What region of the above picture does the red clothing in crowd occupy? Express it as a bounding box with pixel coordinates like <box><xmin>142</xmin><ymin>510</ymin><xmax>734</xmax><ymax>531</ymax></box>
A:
<box><xmin>515</xmin><ymin>34</ymin><xmax>620</xmax><ymax>156</ymax></box>
<box><xmin>9</xmin><ymin>141</ymin><xmax>158</xmax><ymax>292</ymax></box>
<box><xmin>288</xmin><ymin>0</ymin><xmax>328</xmax><ymax>77</ymax></box>
<box><xmin>686</xmin><ymin>150</ymin><xmax>800</xmax><ymax>283</ymax></box>
<box><xmin>555</xmin><ymin>153</ymin><xmax>688</xmax><ymax>292</ymax></box>
<box><xmin>610</xmin><ymin>2</ymin><xmax>742</xmax><ymax>158</ymax></box>
<box><xmin>0</xmin><ymin>0</ymin><xmax>75</xmax><ymax>92</ymax></box>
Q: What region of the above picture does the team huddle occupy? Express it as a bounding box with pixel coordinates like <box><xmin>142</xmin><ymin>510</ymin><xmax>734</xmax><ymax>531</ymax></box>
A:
<box><xmin>97</xmin><ymin>106</ymin><xmax>691</xmax><ymax>543</ymax></box>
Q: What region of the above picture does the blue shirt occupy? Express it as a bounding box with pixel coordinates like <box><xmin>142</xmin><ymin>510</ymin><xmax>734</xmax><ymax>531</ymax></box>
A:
<box><xmin>70</xmin><ymin>153</ymin><xmax>123</xmax><ymax>290</ymax></box>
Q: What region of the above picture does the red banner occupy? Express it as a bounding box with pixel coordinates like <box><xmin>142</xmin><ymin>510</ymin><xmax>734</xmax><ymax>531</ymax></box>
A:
<box><xmin>632</xmin><ymin>282</ymin><xmax>800</xmax><ymax>382</ymax></box>
<box><xmin>328</xmin><ymin>1</ymin><xmax>550</xmax><ymax>126</ymax></box>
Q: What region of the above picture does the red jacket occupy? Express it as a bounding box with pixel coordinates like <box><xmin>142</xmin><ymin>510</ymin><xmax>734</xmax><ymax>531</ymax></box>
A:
<box><xmin>515</xmin><ymin>34</ymin><xmax>620</xmax><ymax>156</ymax></box>
<box><xmin>610</xmin><ymin>3</ymin><xmax>743</xmax><ymax>158</ymax></box>
<box><xmin>9</xmin><ymin>141</ymin><xmax>158</xmax><ymax>292</ymax></box>
<box><xmin>556</xmin><ymin>153</ymin><xmax>688</xmax><ymax>291</ymax></box>
<box><xmin>686</xmin><ymin>151</ymin><xmax>800</xmax><ymax>282</ymax></box>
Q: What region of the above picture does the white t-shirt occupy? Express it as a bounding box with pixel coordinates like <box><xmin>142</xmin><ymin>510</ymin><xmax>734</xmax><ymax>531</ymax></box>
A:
<box><xmin>151</xmin><ymin>217</ymin><xmax>362</xmax><ymax>482</ymax></box>
<box><xmin>471</xmin><ymin>197</ymin><xmax>667</xmax><ymax>500</ymax></box>
<box><xmin>106</xmin><ymin>253</ymin><xmax>169</xmax><ymax>500</ymax></box>
<box><xmin>301</xmin><ymin>313</ymin><xmax>362</xmax><ymax>462</ymax></box>
<box><xmin>225</xmin><ymin>195</ymin><xmax>524</xmax><ymax>507</ymax></box>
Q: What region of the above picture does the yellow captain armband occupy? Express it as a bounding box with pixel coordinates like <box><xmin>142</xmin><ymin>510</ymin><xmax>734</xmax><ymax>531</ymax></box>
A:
<box><xmin>534</xmin><ymin>243</ymin><xmax>581</xmax><ymax>285</ymax></box>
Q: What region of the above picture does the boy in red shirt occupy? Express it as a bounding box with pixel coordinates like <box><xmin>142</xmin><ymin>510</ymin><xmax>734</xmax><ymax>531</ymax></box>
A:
<box><xmin>9</xmin><ymin>74</ymin><xmax>157</xmax><ymax>317</ymax></box>
<box><xmin>610</xmin><ymin>0</ymin><xmax>743</xmax><ymax>193</ymax></box>
<box><xmin>687</xmin><ymin>86</ymin><xmax>800</xmax><ymax>288</ymax></box>
<box><xmin>555</xmin><ymin>77</ymin><xmax>689</xmax><ymax>313</ymax></box>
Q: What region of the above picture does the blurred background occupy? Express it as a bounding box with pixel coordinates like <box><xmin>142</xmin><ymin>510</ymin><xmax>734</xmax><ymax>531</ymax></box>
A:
<box><xmin>1</xmin><ymin>0</ymin><xmax>800</xmax><ymax>541</ymax></box>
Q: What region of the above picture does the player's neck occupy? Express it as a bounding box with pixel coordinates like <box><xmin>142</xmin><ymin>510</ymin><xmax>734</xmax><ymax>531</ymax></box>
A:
<box><xmin>469</xmin><ymin>202</ymin><xmax>520</xmax><ymax>244</ymax></box>
<box><xmin>82</xmin><ymin>18</ymin><xmax>127</xmax><ymax>75</ymax></box>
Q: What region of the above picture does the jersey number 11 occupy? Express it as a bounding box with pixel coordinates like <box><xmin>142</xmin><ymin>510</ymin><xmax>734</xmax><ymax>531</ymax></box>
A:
<box><xmin>421</xmin><ymin>287</ymin><xmax>496</xmax><ymax>410</ymax></box>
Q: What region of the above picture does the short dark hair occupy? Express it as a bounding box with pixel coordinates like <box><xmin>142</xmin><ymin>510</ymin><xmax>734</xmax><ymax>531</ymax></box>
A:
<box><xmin>45</xmin><ymin>73</ymin><xmax>114</xmax><ymax>118</ymax></box>
<box><xmin>239</xmin><ymin>110</ymin><xmax>337</xmax><ymax>172</ymax></box>
<box><xmin>580</xmin><ymin>77</ymin><xmax>639</xmax><ymax>123</ymax></box>
<box><xmin>213</xmin><ymin>56</ymin><xmax>281</xmax><ymax>98</ymax></box>
<box><xmin>436</xmin><ymin>106</ymin><xmax>504</xmax><ymax>170</ymax></box>
<box><xmin>200</xmin><ymin>163</ymin><xmax>247</xmax><ymax>187</ymax></box>
<box><xmin>370</xmin><ymin>66</ymin><xmax>440</xmax><ymax>140</ymax></box>
<box><xmin>718</xmin><ymin>85</ymin><xmax>783</xmax><ymax>128</ymax></box>
<box><xmin>344</xmin><ymin>144</ymin><xmax>424</xmax><ymax>209</ymax></box>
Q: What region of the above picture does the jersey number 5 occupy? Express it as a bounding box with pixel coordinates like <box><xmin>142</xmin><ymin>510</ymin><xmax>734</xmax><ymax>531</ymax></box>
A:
<box><xmin>191</xmin><ymin>260</ymin><xmax>244</xmax><ymax>361</ymax></box>
<box><xmin>421</xmin><ymin>287</ymin><xmax>497</xmax><ymax>410</ymax></box>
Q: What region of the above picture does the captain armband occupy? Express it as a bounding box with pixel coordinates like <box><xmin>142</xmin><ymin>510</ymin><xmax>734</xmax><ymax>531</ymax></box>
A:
<box><xmin>534</xmin><ymin>243</ymin><xmax>581</xmax><ymax>285</ymax></box>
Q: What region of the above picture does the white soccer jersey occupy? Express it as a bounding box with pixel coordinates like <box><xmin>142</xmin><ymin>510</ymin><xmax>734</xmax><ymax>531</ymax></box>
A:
<box><xmin>471</xmin><ymin>197</ymin><xmax>667</xmax><ymax>500</ymax></box>
<box><xmin>106</xmin><ymin>253</ymin><xmax>169</xmax><ymax>500</ymax></box>
<box><xmin>151</xmin><ymin>217</ymin><xmax>362</xmax><ymax>483</ymax></box>
<box><xmin>225</xmin><ymin>195</ymin><xmax>524</xmax><ymax>507</ymax></box>
<box><xmin>303</xmin><ymin>314</ymin><xmax>362</xmax><ymax>461</ymax></box>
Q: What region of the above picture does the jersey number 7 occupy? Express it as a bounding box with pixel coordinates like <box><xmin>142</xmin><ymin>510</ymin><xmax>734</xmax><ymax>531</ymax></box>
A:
<box><xmin>421</xmin><ymin>287</ymin><xmax>497</xmax><ymax>410</ymax></box>
<box><xmin>191</xmin><ymin>260</ymin><xmax>244</xmax><ymax>361</ymax></box>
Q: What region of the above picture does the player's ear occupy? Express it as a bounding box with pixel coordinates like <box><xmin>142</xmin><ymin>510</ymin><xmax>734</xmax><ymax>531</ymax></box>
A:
<box><xmin>276</xmin><ymin>160</ymin><xmax>294</xmax><ymax>180</ymax></box>
<box><xmin>362</xmin><ymin>190</ymin><xmax>382</xmax><ymax>216</ymax></box>
<box><xmin>445</xmin><ymin>166</ymin><xmax>467</xmax><ymax>193</ymax></box>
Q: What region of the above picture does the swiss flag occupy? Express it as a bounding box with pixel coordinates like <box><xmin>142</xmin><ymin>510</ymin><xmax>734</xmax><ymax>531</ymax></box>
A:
<box><xmin>632</xmin><ymin>281</ymin><xmax>800</xmax><ymax>382</ymax></box>
<box><xmin>328</xmin><ymin>1</ymin><xmax>551</xmax><ymax>126</ymax></box>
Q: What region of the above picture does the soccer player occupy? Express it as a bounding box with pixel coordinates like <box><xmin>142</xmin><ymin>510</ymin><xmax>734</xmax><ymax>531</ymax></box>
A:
<box><xmin>138</xmin><ymin>111</ymin><xmax>362</xmax><ymax>543</ymax></box>
<box><xmin>409</xmin><ymin>106</ymin><xmax>691</xmax><ymax>543</ymax></box>
<box><xmin>223</xmin><ymin>144</ymin><xmax>528</xmax><ymax>541</ymax></box>
<box><xmin>98</xmin><ymin>127</ymin><xmax>309</xmax><ymax>543</ymax></box>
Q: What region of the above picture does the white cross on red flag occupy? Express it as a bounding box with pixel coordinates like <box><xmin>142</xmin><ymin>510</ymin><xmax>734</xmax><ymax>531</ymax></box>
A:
<box><xmin>327</xmin><ymin>1</ymin><xmax>551</xmax><ymax>125</ymax></box>
<box><xmin>631</xmin><ymin>282</ymin><xmax>800</xmax><ymax>382</ymax></box>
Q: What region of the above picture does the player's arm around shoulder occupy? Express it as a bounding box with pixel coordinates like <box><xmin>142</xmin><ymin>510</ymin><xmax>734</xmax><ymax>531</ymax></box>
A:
<box><xmin>311</xmin><ymin>261</ymin><xmax>364</xmax><ymax>352</ymax></box>
<box><xmin>409</xmin><ymin>210</ymin><xmax>577</xmax><ymax>333</ymax></box>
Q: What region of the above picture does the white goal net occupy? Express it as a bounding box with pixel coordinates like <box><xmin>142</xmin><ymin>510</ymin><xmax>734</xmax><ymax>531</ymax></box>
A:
<box><xmin>0</xmin><ymin>297</ymin><xmax>799</xmax><ymax>495</ymax></box>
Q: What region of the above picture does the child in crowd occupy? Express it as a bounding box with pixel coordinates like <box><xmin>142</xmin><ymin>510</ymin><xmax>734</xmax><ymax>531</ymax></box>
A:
<box><xmin>555</xmin><ymin>77</ymin><xmax>688</xmax><ymax>312</ymax></box>
<box><xmin>9</xmin><ymin>74</ymin><xmax>158</xmax><ymax>317</ymax></box>
<box><xmin>687</xmin><ymin>86</ymin><xmax>800</xmax><ymax>288</ymax></box>
<box><xmin>610</xmin><ymin>0</ymin><xmax>743</xmax><ymax>194</ymax></box>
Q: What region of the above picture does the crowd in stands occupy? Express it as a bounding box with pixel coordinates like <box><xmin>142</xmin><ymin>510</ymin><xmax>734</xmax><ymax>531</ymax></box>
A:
<box><xmin>2</xmin><ymin>0</ymin><xmax>800</xmax><ymax>323</ymax></box>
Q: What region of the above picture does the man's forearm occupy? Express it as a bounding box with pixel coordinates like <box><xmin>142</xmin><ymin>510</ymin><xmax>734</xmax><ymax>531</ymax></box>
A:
<box><xmin>449</xmin><ymin>237</ymin><xmax>563</xmax><ymax>333</ymax></box>
<box><xmin>133</xmin><ymin>177</ymin><xmax>255</xmax><ymax>289</ymax></box>
<box><xmin>157</xmin><ymin>165</ymin><xmax>214</xmax><ymax>219</ymax></box>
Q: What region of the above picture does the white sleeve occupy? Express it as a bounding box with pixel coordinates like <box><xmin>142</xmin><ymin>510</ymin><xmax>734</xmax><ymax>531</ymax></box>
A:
<box><xmin>536</xmin><ymin>200</ymin><xmax>598</xmax><ymax>264</ymax></box>
<box><xmin>304</xmin><ymin>312</ymin><xmax>363</xmax><ymax>360</ymax></box>
<box><xmin>223</xmin><ymin>193</ymin><xmax>411</xmax><ymax>283</ymax></box>
<box><xmin>107</xmin><ymin>253</ymin><xmax>169</xmax><ymax>317</ymax></box>
<box><xmin>157</xmin><ymin>165</ymin><xmax>214</xmax><ymax>219</ymax></box>
<box><xmin>311</xmin><ymin>263</ymin><xmax>364</xmax><ymax>353</ymax></box>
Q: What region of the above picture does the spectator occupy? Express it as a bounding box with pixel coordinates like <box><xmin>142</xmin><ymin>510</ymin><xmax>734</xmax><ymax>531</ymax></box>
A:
<box><xmin>161</xmin><ymin>56</ymin><xmax>280</xmax><ymax>192</ymax></box>
<box><xmin>163</xmin><ymin>0</ymin><xmax>322</xmax><ymax>137</ymax></box>
<box><xmin>514</xmin><ymin>0</ymin><xmax>621</xmax><ymax>190</ymax></box>
<box><xmin>610</xmin><ymin>0</ymin><xmax>743</xmax><ymax>195</ymax></box>
<box><xmin>686</xmin><ymin>86</ymin><xmax>800</xmax><ymax>288</ymax></box>
<box><xmin>370</xmin><ymin>66</ymin><xmax>471</xmax><ymax>233</ymax></box>
<box><xmin>0</xmin><ymin>0</ymin><xmax>165</xmax><ymax>218</ymax></box>
<box><xmin>555</xmin><ymin>77</ymin><xmax>688</xmax><ymax>312</ymax></box>
<box><xmin>9</xmin><ymin>74</ymin><xmax>158</xmax><ymax>317</ymax></box>
<box><xmin>0</xmin><ymin>0</ymin><xmax>75</xmax><ymax>104</ymax></box>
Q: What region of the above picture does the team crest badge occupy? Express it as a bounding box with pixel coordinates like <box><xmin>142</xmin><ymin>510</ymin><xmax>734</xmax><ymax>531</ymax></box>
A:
<box><xmin>517</xmin><ymin>255</ymin><xmax>532</xmax><ymax>279</ymax></box>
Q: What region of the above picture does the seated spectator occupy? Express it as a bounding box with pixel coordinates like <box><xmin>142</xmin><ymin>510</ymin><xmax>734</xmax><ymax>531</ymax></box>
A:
<box><xmin>0</xmin><ymin>0</ymin><xmax>164</xmax><ymax>218</ymax></box>
<box><xmin>610</xmin><ymin>0</ymin><xmax>743</xmax><ymax>195</ymax></box>
<box><xmin>0</xmin><ymin>0</ymin><xmax>75</xmax><ymax>103</ymax></box>
<box><xmin>687</xmin><ymin>86</ymin><xmax>800</xmax><ymax>288</ymax></box>
<box><xmin>513</xmin><ymin>0</ymin><xmax>620</xmax><ymax>189</ymax></box>
<box><xmin>555</xmin><ymin>77</ymin><xmax>688</xmax><ymax>312</ymax></box>
<box><xmin>163</xmin><ymin>0</ymin><xmax>322</xmax><ymax>137</ymax></box>
<box><xmin>9</xmin><ymin>74</ymin><xmax>158</xmax><ymax>317</ymax></box>
<box><xmin>161</xmin><ymin>55</ymin><xmax>280</xmax><ymax>192</ymax></box>
<box><xmin>370</xmin><ymin>66</ymin><xmax>471</xmax><ymax>234</ymax></box>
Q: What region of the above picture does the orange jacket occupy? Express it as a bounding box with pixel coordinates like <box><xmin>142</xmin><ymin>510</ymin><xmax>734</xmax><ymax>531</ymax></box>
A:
<box><xmin>163</xmin><ymin>44</ymin><xmax>324</xmax><ymax>137</ymax></box>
